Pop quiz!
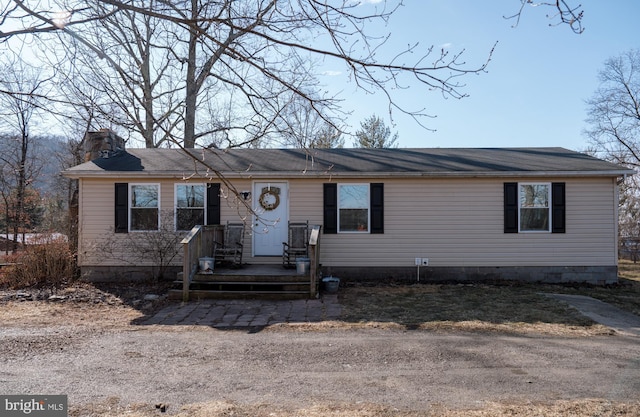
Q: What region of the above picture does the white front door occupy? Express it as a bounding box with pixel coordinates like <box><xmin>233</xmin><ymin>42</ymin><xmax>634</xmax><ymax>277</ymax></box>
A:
<box><xmin>253</xmin><ymin>182</ymin><xmax>288</xmax><ymax>256</ymax></box>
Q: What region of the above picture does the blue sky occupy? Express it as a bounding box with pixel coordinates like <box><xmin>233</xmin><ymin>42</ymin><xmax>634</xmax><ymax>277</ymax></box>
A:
<box><xmin>318</xmin><ymin>1</ymin><xmax>640</xmax><ymax>150</ymax></box>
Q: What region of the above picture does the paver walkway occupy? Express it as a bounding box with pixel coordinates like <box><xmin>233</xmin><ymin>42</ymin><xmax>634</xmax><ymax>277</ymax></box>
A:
<box><xmin>143</xmin><ymin>294</ymin><xmax>341</xmax><ymax>328</ymax></box>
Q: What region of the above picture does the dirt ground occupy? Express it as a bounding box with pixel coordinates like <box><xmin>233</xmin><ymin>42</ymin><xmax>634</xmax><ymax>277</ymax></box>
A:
<box><xmin>1</xmin><ymin>283</ymin><xmax>640</xmax><ymax>416</ymax></box>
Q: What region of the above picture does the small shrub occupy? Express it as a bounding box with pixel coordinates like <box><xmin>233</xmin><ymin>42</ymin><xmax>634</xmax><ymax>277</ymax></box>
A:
<box><xmin>0</xmin><ymin>235</ymin><xmax>76</xmax><ymax>289</ymax></box>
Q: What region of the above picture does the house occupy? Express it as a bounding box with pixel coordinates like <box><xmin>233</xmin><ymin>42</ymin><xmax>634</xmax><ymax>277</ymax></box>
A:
<box><xmin>62</xmin><ymin>132</ymin><xmax>634</xmax><ymax>287</ymax></box>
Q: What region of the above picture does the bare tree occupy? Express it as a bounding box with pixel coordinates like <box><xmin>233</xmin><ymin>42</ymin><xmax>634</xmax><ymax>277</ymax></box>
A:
<box><xmin>585</xmin><ymin>49</ymin><xmax>640</xmax><ymax>169</ymax></box>
<box><xmin>505</xmin><ymin>0</ymin><xmax>584</xmax><ymax>34</ymax></box>
<box><xmin>0</xmin><ymin>59</ymin><xmax>47</xmax><ymax>252</ymax></box>
<box><xmin>0</xmin><ymin>1</ymin><xmax>584</xmax><ymax>152</ymax></box>
<box><xmin>354</xmin><ymin>114</ymin><xmax>398</xmax><ymax>149</ymax></box>
<box><xmin>278</xmin><ymin>95</ymin><xmax>344</xmax><ymax>149</ymax></box>
<box><xmin>584</xmin><ymin>49</ymin><xmax>640</xmax><ymax>258</ymax></box>
<box><xmin>618</xmin><ymin>179</ymin><xmax>640</xmax><ymax>262</ymax></box>
<box><xmin>51</xmin><ymin>1</ymin><xmax>182</xmax><ymax>148</ymax></box>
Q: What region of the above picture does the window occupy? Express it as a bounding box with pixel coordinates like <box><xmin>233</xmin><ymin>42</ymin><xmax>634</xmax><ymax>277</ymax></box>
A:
<box><xmin>175</xmin><ymin>184</ymin><xmax>205</xmax><ymax>231</ymax></box>
<box><xmin>338</xmin><ymin>184</ymin><xmax>369</xmax><ymax>232</ymax></box>
<box><xmin>324</xmin><ymin>183</ymin><xmax>383</xmax><ymax>234</ymax></box>
<box><xmin>519</xmin><ymin>183</ymin><xmax>550</xmax><ymax>232</ymax></box>
<box><xmin>115</xmin><ymin>183</ymin><xmax>220</xmax><ymax>233</ymax></box>
<box><xmin>130</xmin><ymin>184</ymin><xmax>159</xmax><ymax>231</ymax></box>
<box><xmin>504</xmin><ymin>182</ymin><xmax>565</xmax><ymax>234</ymax></box>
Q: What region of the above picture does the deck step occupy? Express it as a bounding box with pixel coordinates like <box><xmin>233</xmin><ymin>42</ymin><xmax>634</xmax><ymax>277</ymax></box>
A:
<box><xmin>185</xmin><ymin>280</ymin><xmax>308</xmax><ymax>286</ymax></box>
<box><xmin>171</xmin><ymin>280</ymin><xmax>313</xmax><ymax>300</ymax></box>
<box><xmin>173</xmin><ymin>280</ymin><xmax>310</xmax><ymax>287</ymax></box>
<box><xmin>193</xmin><ymin>273</ymin><xmax>306</xmax><ymax>283</ymax></box>
<box><xmin>182</xmin><ymin>281</ymin><xmax>310</xmax><ymax>291</ymax></box>
<box><xmin>172</xmin><ymin>264</ymin><xmax>316</xmax><ymax>300</ymax></box>
<box><xmin>167</xmin><ymin>289</ymin><xmax>310</xmax><ymax>300</ymax></box>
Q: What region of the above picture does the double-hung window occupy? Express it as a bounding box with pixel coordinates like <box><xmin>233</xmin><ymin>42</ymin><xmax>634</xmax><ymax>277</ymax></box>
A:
<box><xmin>115</xmin><ymin>182</ymin><xmax>220</xmax><ymax>233</ymax></box>
<box><xmin>175</xmin><ymin>184</ymin><xmax>205</xmax><ymax>231</ymax></box>
<box><xmin>323</xmin><ymin>183</ymin><xmax>384</xmax><ymax>234</ymax></box>
<box><xmin>338</xmin><ymin>184</ymin><xmax>369</xmax><ymax>232</ymax></box>
<box><xmin>519</xmin><ymin>183</ymin><xmax>550</xmax><ymax>232</ymax></box>
<box><xmin>130</xmin><ymin>184</ymin><xmax>159</xmax><ymax>231</ymax></box>
<box><xmin>504</xmin><ymin>182</ymin><xmax>565</xmax><ymax>234</ymax></box>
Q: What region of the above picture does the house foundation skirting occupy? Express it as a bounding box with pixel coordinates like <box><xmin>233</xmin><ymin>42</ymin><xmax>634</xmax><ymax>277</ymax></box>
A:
<box><xmin>322</xmin><ymin>265</ymin><xmax>618</xmax><ymax>285</ymax></box>
<box><xmin>80</xmin><ymin>266</ymin><xmax>181</xmax><ymax>282</ymax></box>
<box><xmin>80</xmin><ymin>264</ymin><xmax>618</xmax><ymax>285</ymax></box>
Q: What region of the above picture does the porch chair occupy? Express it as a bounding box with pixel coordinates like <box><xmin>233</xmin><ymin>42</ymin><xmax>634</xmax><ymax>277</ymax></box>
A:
<box><xmin>282</xmin><ymin>221</ymin><xmax>309</xmax><ymax>268</ymax></box>
<box><xmin>214</xmin><ymin>222</ymin><xmax>245</xmax><ymax>267</ymax></box>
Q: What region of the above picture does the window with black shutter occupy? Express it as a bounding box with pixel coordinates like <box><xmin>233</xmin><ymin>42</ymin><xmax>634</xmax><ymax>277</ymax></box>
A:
<box><xmin>323</xmin><ymin>183</ymin><xmax>337</xmax><ymax>234</ymax></box>
<box><xmin>551</xmin><ymin>182</ymin><xmax>566</xmax><ymax>233</ymax></box>
<box><xmin>504</xmin><ymin>182</ymin><xmax>519</xmax><ymax>233</ymax></box>
<box><xmin>206</xmin><ymin>183</ymin><xmax>221</xmax><ymax>225</ymax></box>
<box><xmin>114</xmin><ymin>183</ymin><xmax>128</xmax><ymax>233</ymax></box>
<box><xmin>323</xmin><ymin>182</ymin><xmax>384</xmax><ymax>234</ymax></box>
<box><xmin>504</xmin><ymin>182</ymin><xmax>565</xmax><ymax>233</ymax></box>
<box><xmin>370</xmin><ymin>183</ymin><xmax>384</xmax><ymax>234</ymax></box>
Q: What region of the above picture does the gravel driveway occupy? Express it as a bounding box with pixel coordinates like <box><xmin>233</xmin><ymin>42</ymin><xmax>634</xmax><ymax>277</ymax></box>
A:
<box><xmin>2</xmin><ymin>283</ymin><xmax>640</xmax><ymax>415</ymax></box>
<box><xmin>2</xmin><ymin>320</ymin><xmax>640</xmax><ymax>414</ymax></box>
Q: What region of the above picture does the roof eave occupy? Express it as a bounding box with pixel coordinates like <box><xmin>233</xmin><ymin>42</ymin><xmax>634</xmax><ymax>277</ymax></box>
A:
<box><xmin>61</xmin><ymin>169</ymin><xmax>635</xmax><ymax>180</ymax></box>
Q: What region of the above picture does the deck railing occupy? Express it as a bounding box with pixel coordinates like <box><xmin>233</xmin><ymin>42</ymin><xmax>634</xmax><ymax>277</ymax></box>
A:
<box><xmin>181</xmin><ymin>223</ymin><xmax>321</xmax><ymax>300</ymax></box>
<box><xmin>181</xmin><ymin>224</ymin><xmax>223</xmax><ymax>301</ymax></box>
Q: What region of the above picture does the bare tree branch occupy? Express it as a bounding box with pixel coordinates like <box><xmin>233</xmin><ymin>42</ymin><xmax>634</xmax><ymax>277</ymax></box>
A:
<box><xmin>505</xmin><ymin>0</ymin><xmax>584</xmax><ymax>34</ymax></box>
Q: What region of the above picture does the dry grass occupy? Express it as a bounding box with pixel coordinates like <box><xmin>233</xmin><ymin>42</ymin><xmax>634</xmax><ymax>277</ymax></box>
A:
<box><xmin>335</xmin><ymin>261</ymin><xmax>640</xmax><ymax>336</ymax></box>
<box><xmin>70</xmin><ymin>398</ymin><xmax>640</xmax><ymax>417</ymax></box>
<box><xmin>339</xmin><ymin>284</ymin><xmax>611</xmax><ymax>336</ymax></box>
<box><xmin>0</xmin><ymin>301</ymin><xmax>144</xmax><ymax>329</ymax></box>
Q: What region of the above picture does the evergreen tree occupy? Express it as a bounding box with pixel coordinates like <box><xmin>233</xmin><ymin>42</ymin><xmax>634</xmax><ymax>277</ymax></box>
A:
<box><xmin>354</xmin><ymin>115</ymin><xmax>398</xmax><ymax>148</ymax></box>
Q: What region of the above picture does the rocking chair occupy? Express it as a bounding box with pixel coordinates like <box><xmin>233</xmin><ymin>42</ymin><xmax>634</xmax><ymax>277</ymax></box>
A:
<box><xmin>282</xmin><ymin>221</ymin><xmax>309</xmax><ymax>268</ymax></box>
<box><xmin>214</xmin><ymin>222</ymin><xmax>245</xmax><ymax>267</ymax></box>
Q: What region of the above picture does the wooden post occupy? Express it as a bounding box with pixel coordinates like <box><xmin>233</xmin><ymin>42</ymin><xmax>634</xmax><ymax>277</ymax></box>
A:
<box><xmin>308</xmin><ymin>225</ymin><xmax>321</xmax><ymax>298</ymax></box>
<box><xmin>181</xmin><ymin>225</ymin><xmax>204</xmax><ymax>302</ymax></box>
<box><xmin>182</xmin><ymin>240</ymin><xmax>192</xmax><ymax>303</ymax></box>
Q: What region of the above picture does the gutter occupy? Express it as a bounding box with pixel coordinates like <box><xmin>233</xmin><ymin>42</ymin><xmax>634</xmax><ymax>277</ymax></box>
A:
<box><xmin>61</xmin><ymin>169</ymin><xmax>635</xmax><ymax>180</ymax></box>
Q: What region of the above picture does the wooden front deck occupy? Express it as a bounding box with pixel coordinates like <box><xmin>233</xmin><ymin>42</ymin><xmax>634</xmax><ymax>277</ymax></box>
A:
<box><xmin>170</xmin><ymin>264</ymin><xmax>314</xmax><ymax>300</ymax></box>
<box><xmin>176</xmin><ymin>224</ymin><xmax>322</xmax><ymax>300</ymax></box>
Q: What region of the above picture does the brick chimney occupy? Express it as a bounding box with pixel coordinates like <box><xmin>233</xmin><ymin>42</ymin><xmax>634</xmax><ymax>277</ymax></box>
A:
<box><xmin>83</xmin><ymin>129</ymin><xmax>126</xmax><ymax>161</ymax></box>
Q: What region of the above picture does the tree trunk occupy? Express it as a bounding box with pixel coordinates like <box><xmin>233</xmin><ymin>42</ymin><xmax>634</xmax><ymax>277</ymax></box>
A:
<box><xmin>183</xmin><ymin>0</ymin><xmax>198</xmax><ymax>149</ymax></box>
<box><xmin>11</xmin><ymin>124</ymin><xmax>28</xmax><ymax>253</ymax></box>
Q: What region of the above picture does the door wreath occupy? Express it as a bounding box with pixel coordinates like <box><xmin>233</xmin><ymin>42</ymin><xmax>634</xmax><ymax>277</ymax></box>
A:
<box><xmin>258</xmin><ymin>187</ymin><xmax>280</xmax><ymax>211</ymax></box>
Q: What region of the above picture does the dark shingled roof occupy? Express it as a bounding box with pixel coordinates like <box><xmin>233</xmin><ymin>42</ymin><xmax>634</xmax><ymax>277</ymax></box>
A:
<box><xmin>63</xmin><ymin>147</ymin><xmax>634</xmax><ymax>178</ymax></box>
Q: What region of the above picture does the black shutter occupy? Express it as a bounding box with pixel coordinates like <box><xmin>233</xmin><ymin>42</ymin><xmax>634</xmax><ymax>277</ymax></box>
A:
<box><xmin>504</xmin><ymin>182</ymin><xmax>518</xmax><ymax>233</ymax></box>
<box><xmin>551</xmin><ymin>182</ymin><xmax>566</xmax><ymax>233</ymax></box>
<box><xmin>323</xmin><ymin>183</ymin><xmax>337</xmax><ymax>234</ymax></box>
<box><xmin>370</xmin><ymin>183</ymin><xmax>384</xmax><ymax>234</ymax></box>
<box><xmin>114</xmin><ymin>183</ymin><xmax>128</xmax><ymax>233</ymax></box>
<box><xmin>206</xmin><ymin>183</ymin><xmax>221</xmax><ymax>225</ymax></box>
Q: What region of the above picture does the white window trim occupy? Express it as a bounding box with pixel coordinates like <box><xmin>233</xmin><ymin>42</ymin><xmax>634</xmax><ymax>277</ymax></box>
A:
<box><xmin>174</xmin><ymin>183</ymin><xmax>206</xmax><ymax>231</ymax></box>
<box><xmin>337</xmin><ymin>183</ymin><xmax>370</xmax><ymax>234</ymax></box>
<box><xmin>518</xmin><ymin>182</ymin><xmax>551</xmax><ymax>233</ymax></box>
<box><xmin>129</xmin><ymin>183</ymin><xmax>160</xmax><ymax>232</ymax></box>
